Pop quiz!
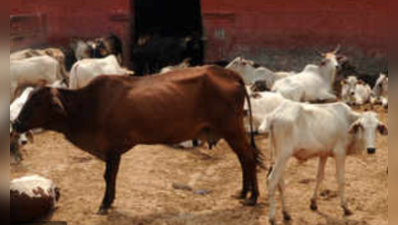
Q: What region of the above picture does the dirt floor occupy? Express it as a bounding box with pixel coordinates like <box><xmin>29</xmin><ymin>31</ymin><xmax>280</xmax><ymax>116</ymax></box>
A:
<box><xmin>10</xmin><ymin>106</ymin><xmax>388</xmax><ymax>225</ymax></box>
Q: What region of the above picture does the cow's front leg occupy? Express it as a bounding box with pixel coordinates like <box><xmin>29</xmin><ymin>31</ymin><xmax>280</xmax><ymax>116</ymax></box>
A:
<box><xmin>278</xmin><ymin>176</ymin><xmax>291</xmax><ymax>222</ymax></box>
<box><xmin>321</xmin><ymin>93</ymin><xmax>338</xmax><ymax>103</ymax></box>
<box><xmin>335</xmin><ymin>153</ymin><xmax>352</xmax><ymax>216</ymax></box>
<box><xmin>98</xmin><ymin>154</ymin><xmax>121</xmax><ymax>215</ymax></box>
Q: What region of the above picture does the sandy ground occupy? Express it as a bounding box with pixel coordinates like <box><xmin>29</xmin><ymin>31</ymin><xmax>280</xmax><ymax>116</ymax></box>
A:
<box><xmin>10</xmin><ymin>106</ymin><xmax>388</xmax><ymax>225</ymax></box>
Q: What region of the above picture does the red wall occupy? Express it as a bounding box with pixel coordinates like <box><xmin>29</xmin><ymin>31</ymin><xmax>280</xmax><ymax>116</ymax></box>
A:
<box><xmin>201</xmin><ymin>0</ymin><xmax>387</xmax><ymax>62</ymax></box>
<box><xmin>11</xmin><ymin>0</ymin><xmax>387</xmax><ymax>70</ymax></box>
<box><xmin>11</xmin><ymin>0</ymin><xmax>131</xmax><ymax>62</ymax></box>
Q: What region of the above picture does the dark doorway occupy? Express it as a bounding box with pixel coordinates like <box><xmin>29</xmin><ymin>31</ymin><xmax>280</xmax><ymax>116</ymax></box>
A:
<box><xmin>131</xmin><ymin>0</ymin><xmax>204</xmax><ymax>75</ymax></box>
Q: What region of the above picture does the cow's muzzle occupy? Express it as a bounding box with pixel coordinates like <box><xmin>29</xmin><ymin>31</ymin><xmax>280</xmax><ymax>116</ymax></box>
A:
<box><xmin>10</xmin><ymin>139</ymin><xmax>23</xmax><ymax>164</ymax></box>
<box><xmin>367</xmin><ymin>148</ymin><xmax>376</xmax><ymax>155</ymax></box>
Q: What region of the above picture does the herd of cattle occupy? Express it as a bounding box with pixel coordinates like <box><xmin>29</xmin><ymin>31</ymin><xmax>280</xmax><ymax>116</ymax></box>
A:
<box><xmin>9</xmin><ymin>37</ymin><xmax>388</xmax><ymax>225</ymax></box>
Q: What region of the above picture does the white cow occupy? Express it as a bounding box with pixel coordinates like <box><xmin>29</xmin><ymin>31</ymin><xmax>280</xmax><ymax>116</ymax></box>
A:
<box><xmin>371</xmin><ymin>74</ymin><xmax>388</xmax><ymax>108</ymax></box>
<box><xmin>69</xmin><ymin>55</ymin><xmax>134</xmax><ymax>89</ymax></box>
<box><xmin>10</xmin><ymin>55</ymin><xmax>62</xmax><ymax>102</ymax></box>
<box><xmin>244</xmin><ymin>92</ymin><xmax>288</xmax><ymax>133</ymax></box>
<box><xmin>272</xmin><ymin>50</ymin><xmax>340</xmax><ymax>102</ymax></box>
<box><xmin>259</xmin><ymin>102</ymin><xmax>388</xmax><ymax>225</ymax></box>
<box><xmin>226</xmin><ymin>57</ymin><xmax>291</xmax><ymax>87</ymax></box>
<box><xmin>10</xmin><ymin>48</ymin><xmax>69</xmax><ymax>82</ymax></box>
<box><xmin>10</xmin><ymin>49</ymin><xmax>35</xmax><ymax>61</ymax></box>
<box><xmin>341</xmin><ymin>76</ymin><xmax>372</xmax><ymax>106</ymax></box>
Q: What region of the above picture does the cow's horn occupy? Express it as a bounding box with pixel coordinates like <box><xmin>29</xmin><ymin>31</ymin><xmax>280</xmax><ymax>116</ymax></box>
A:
<box><xmin>315</xmin><ymin>48</ymin><xmax>325</xmax><ymax>57</ymax></box>
<box><xmin>333</xmin><ymin>44</ymin><xmax>341</xmax><ymax>54</ymax></box>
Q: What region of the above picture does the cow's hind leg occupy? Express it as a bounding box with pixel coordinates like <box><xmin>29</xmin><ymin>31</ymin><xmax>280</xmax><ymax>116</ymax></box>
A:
<box><xmin>98</xmin><ymin>154</ymin><xmax>121</xmax><ymax>215</ymax></box>
<box><xmin>311</xmin><ymin>156</ymin><xmax>328</xmax><ymax>211</ymax></box>
<box><xmin>234</xmin><ymin>155</ymin><xmax>250</xmax><ymax>200</ymax></box>
<box><xmin>268</xmin><ymin>154</ymin><xmax>290</xmax><ymax>225</ymax></box>
<box><xmin>225</xmin><ymin>133</ymin><xmax>260</xmax><ymax>206</ymax></box>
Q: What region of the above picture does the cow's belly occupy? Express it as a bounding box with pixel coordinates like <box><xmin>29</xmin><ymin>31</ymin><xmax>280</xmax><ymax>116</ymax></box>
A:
<box><xmin>125</xmin><ymin>120</ymin><xmax>208</xmax><ymax>145</ymax></box>
<box><xmin>293</xmin><ymin>129</ymin><xmax>341</xmax><ymax>160</ymax></box>
<box><xmin>293</xmin><ymin>148</ymin><xmax>332</xmax><ymax>161</ymax></box>
<box><xmin>294</xmin><ymin>149</ymin><xmax>324</xmax><ymax>161</ymax></box>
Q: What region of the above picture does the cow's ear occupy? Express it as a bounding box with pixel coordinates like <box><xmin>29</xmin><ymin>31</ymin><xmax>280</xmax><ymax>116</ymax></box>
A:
<box><xmin>51</xmin><ymin>89</ymin><xmax>67</xmax><ymax>116</ymax></box>
<box><xmin>357</xmin><ymin>80</ymin><xmax>364</xmax><ymax>85</ymax></box>
<box><xmin>341</xmin><ymin>80</ymin><xmax>347</xmax><ymax>86</ymax></box>
<box><xmin>349</xmin><ymin>121</ymin><xmax>362</xmax><ymax>134</ymax></box>
<box><xmin>336</xmin><ymin>55</ymin><xmax>344</xmax><ymax>61</ymax></box>
<box><xmin>26</xmin><ymin>131</ymin><xmax>34</xmax><ymax>144</ymax></box>
<box><xmin>378</xmin><ymin>124</ymin><xmax>388</xmax><ymax>136</ymax></box>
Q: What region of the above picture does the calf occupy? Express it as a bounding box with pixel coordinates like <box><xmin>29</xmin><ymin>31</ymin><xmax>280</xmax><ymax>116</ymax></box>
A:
<box><xmin>260</xmin><ymin>102</ymin><xmax>387</xmax><ymax>225</ymax></box>
<box><xmin>272</xmin><ymin>47</ymin><xmax>340</xmax><ymax>102</ymax></box>
<box><xmin>69</xmin><ymin>55</ymin><xmax>134</xmax><ymax>89</ymax></box>
<box><xmin>11</xmin><ymin>175</ymin><xmax>60</xmax><ymax>223</ymax></box>
<box><xmin>226</xmin><ymin>57</ymin><xmax>290</xmax><ymax>87</ymax></box>
<box><xmin>13</xmin><ymin>66</ymin><xmax>263</xmax><ymax>214</ymax></box>
<box><xmin>371</xmin><ymin>73</ymin><xmax>388</xmax><ymax>109</ymax></box>
<box><xmin>341</xmin><ymin>76</ymin><xmax>372</xmax><ymax>106</ymax></box>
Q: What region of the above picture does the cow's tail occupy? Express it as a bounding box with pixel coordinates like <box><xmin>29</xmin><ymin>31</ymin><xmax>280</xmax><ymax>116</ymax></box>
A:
<box><xmin>60</xmin><ymin>59</ymin><xmax>70</xmax><ymax>85</ymax></box>
<box><xmin>69</xmin><ymin>62</ymin><xmax>80</xmax><ymax>89</ymax></box>
<box><xmin>267</xmin><ymin>123</ymin><xmax>276</xmax><ymax>178</ymax></box>
<box><xmin>241</xmin><ymin>81</ymin><xmax>265</xmax><ymax>169</ymax></box>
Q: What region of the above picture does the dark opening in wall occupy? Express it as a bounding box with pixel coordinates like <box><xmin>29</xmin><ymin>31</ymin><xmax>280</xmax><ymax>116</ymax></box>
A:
<box><xmin>132</xmin><ymin>0</ymin><xmax>204</xmax><ymax>75</ymax></box>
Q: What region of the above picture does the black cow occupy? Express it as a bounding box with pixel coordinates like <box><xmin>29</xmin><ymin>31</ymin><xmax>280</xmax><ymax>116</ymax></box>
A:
<box><xmin>132</xmin><ymin>35</ymin><xmax>203</xmax><ymax>75</ymax></box>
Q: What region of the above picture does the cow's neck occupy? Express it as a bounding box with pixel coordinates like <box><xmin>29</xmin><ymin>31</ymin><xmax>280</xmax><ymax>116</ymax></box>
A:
<box><xmin>347</xmin><ymin>132</ymin><xmax>366</xmax><ymax>156</ymax></box>
<box><xmin>319</xmin><ymin>65</ymin><xmax>336</xmax><ymax>89</ymax></box>
<box><xmin>347</xmin><ymin>112</ymin><xmax>363</xmax><ymax>156</ymax></box>
<box><xmin>51</xmin><ymin>89</ymin><xmax>93</xmax><ymax>133</ymax></box>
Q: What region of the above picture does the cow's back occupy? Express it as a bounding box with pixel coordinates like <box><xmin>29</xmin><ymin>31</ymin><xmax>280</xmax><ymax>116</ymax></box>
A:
<box><xmin>69</xmin><ymin>56</ymin><xmax>125</xmax><ymax>89</ymax></box>
<box><xmin>271</xmin><ymin>102</ymin><xmax>354</xmax><ymax>152</ymax></box>
<box><xmin>11</xmin><ymin>56</ymin><xmax>58</xmax><ymax>81</ymax></box>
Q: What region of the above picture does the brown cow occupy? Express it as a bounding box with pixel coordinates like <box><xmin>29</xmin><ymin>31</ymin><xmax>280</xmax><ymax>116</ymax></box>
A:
<box><xmin>12</xmin><ymin>66</ymin><xmax>263</xmax><ymax>214</ymax></box>
<box><xmin>11</xmin><ymin>175</ymin><xmax>61</xmax><ymax>223</ymax></box>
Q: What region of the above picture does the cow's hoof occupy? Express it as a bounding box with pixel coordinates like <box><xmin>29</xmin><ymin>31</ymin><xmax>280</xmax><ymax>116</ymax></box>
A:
<box><xmin>242</xmin><ymin>198</ymin><xmax>257</xmax><ymax>206</ymax></box>
<box><xmin>343</xmin><ymin>208</ymin><xmax>353</xmax><ymax>217</ymax></box>
<box><xmin>233</xmin><ymin>190</ymin><xmax>247</xmax><ymax>200</ymax></box>
<box><xmin>97</xmin><ymin>207</ymin><xmax>109</xmax><ymax>215</ymax></box>
<box><xmin>310</xmin><ymin>200</ymin><xmax>318</xmax><ymax>211</ymax></box>
<box><xmin>269</xmin><ymin>219</ymin><xmax>276</xmax><ymax>225</ymax></box>
<box><xmin>283</xmin><ymin>211</ymin><xmax>292</xmax><ymax>222</ymax></box>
